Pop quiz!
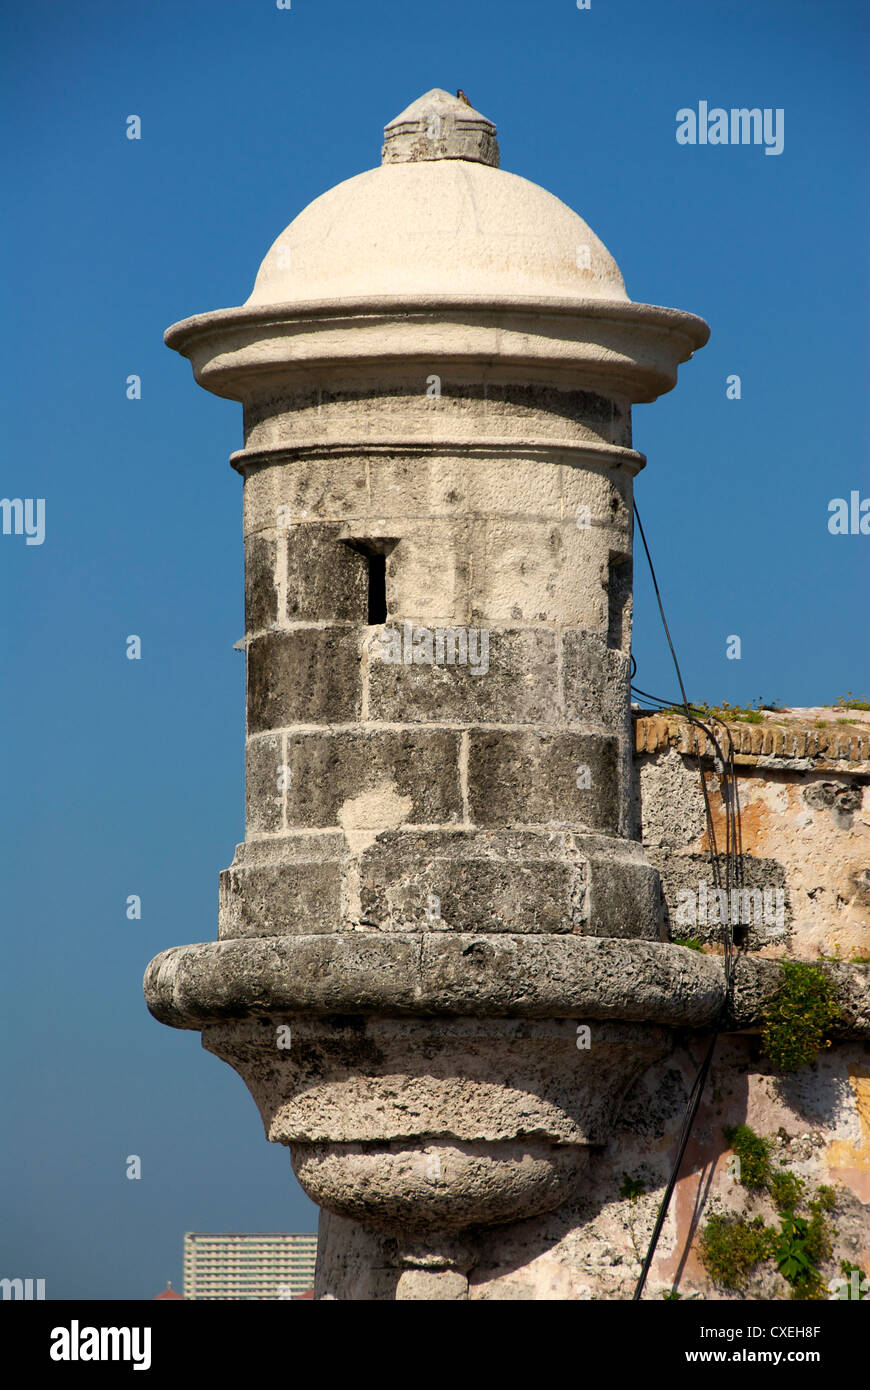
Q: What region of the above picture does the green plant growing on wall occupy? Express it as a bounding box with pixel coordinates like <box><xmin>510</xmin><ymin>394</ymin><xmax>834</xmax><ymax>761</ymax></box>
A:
<box><xmin>772</xmin><ymin>1215</ymin><xmax>814</xmax><ymax>1286</ymax></box>
<box><xmin>769</xmin><ymin>1169</ymin><xmax>804</xmax><ymax>1213</ymax></box>
<box><xmin>700</xmin><ymin>1132</ymin><xmax>839</xmax><ymax>1299</ymax></box>
<box><xmin>837</xmin><ymin>1260</ymin><xmax>870</xmax><ymax>1300</ymax></box>
<box><xmin>698</xmin><ymin>1214</ymin><xmax>776</xmax><ymax>1291</ymax></box>
<box><xmin>834</xmin><ymin>692</ymin><xmax>870</xmax><ymax>711</ymax></box>
<box><xmin>817</xmin><ymin>948</ymin><xmax>870</xmax><ymax>964</ymax></box>
<box><xmin>666</xmin><ymin>699</ymin><xmax>770</xmax><ymax>724</ymax></box>
<box><xmin>725</xmin><ymin>1124</ymin><xmax>772</xmax><ymax>1189</ymax></box>
<box><xmin>619</xmin><ymin>1172</ymin><xmax>656</xmax><ymax>1273</ymax></box>
<box><xmin>772</xmin><ymin>1211</ymin><xmax>832</xmax><ymax>1299</ymax></box>
<box><xmin>619</xmin><ymin>1173</ymin><xmax>645</xmax><ymax>1204</ymax></box>
<box><xmin>767</xmin><ymin>1200</ymin><xmax>828</xmax><ymax>1295</ymax></box>
<box><xmin>761</xmin><ymin>962</ymin><xmax>842</xmax><ymax>1071</ymax></box>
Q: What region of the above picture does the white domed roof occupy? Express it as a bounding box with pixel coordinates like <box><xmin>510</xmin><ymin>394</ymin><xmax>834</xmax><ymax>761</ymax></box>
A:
<box><xmin>245</xmin><ymin>91</ymin><xmax>628</xmax><ymax>307</ymax></box>
<box><xmin>166</xmin><ymin>92</ymin><xmax>709</xmax><ymax>409</ymax></box>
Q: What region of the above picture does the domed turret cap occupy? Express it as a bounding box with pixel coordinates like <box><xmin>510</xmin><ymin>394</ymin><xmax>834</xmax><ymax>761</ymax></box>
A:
<box><xmin>164</xmin><ymin>89</ymin><xmax>710</xmax><ymax>406</ymax></box>
<box><xmin>244</xmin><ymin>88</ymin><xmax>628</xmax><ymax>306</ymax></box>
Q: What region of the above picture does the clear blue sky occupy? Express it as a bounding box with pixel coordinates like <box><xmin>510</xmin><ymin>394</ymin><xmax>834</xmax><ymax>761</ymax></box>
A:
<box><xmin>1</xmin><ymin>0</ymin><xmax>867</xmax><ymax>1299</ymax></box>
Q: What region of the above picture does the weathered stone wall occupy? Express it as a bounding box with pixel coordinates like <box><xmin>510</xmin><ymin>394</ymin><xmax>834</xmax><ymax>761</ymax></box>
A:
<box><xmin>309</xmin><ymin>710</ymin><xmax>870</xmax><ymax>1299</ymax></box>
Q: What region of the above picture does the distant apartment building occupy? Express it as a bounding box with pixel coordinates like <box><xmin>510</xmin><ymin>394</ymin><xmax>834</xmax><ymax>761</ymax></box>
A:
<box><xmin>183</xmin><ymin>1233</ymin><xmax>317</xmax><ymax>1300</ymax></box>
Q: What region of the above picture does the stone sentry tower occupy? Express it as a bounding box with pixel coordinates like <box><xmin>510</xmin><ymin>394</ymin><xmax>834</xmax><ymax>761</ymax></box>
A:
<box><xmin>146</xmin><ymin>90</ymin><xmax>715</xmax><ymax>1299</ymax></box>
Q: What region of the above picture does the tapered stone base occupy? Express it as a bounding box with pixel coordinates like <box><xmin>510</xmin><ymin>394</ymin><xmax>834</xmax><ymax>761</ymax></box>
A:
<box><xmin>202</xmin><ymin>1015</ymin><xmax>670</xmax><ymax>1257</ymax></box>
<box><xmin>292</xmin><ymin>1140</ymin><xmax>590</xmax><ymax>1234</ymax></box>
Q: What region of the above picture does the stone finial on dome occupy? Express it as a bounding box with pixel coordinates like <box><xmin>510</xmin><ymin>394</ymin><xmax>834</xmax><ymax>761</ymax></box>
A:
<box><xmin>382</xmin><ymin>88</ymin><xmax>499</xmax><ymax>168</ymax></box>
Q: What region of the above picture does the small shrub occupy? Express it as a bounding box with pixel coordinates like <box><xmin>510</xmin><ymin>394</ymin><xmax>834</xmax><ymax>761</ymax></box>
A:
<box><xmin>699</xmin><ymin>1214</ymin><xmax>776</xmax><ymax>1291</ymax></box>
<box><xmin>701</xmin><ymin>1140</ymin><xmax>839</xmax><ymax>1301</ymax></box>
<box><xmin>724</xmin><ymin>1124</ymin><xmax>772</xmax><ymax>1189</ymax></box>
<box><xmin>769</xmin><ymin>1170</ymin><xmax>804</xmax><ymax>1213</ymax></box>
<box><xmin>772</xmin><ymin>1210</ymin><xmax>833</xmax><ymax>1300</ymax></box>
<box><xmin>803</xmin><ymin>1210</ymin><xmax>833</xmax><ymax>1268</ymax></box>
<box><xmin>666</xmin><ymin>697</ymin><xmax>776</xmax><ymax>725</ymax></box>
<box><xmin>834</xmin><ymin>693</ymin><xmax>870</xmax><ymax>711</ymax></box>
<box><xmin>619</xmin><ymin>1173</ymin><xmax>645</xmax><ymax>1204</ymax></box>
<box><xmin>761</xmin><ymin>963</ymin><xmax>842</xmax><ymax>1072</ymax></box>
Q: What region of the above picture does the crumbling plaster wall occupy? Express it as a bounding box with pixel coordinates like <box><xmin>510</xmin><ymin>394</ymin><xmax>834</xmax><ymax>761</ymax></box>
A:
<box><xmin>465</xmin><ymin>1036</ymin><xmax>870</xmax><ymax>1300</ymax></box>
<box><xmin>636</xmin><ymin>709</ymin><xmax>870</xmax><ymax>962</ymax></box>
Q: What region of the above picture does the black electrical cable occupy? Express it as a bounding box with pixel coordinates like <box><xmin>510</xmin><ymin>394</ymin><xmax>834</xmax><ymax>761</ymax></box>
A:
<box><xmin>632</xmin><ymin>503</ymin><xmax>694</xmax><ymax>716</ymax></box>
<box><xmin>631</xmin><ymin>675</ymin><xmax>744</xmax><ymax>981</ymax></box>
<box><xmin>631</xmin><ymin>1033</ymin><xmax>718</xmax><ymax>1301</ymax></box>
<box><xmin>630</xmin><ymin>502</ymin><xmax>742</xmax><ymax>1300</ymax></box>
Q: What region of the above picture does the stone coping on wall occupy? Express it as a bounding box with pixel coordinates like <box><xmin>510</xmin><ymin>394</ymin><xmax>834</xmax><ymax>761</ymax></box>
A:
<box><xmin>633</xmin><ymin>707</ymin><xmax>870</xmax><ymax>774</ymax></box>
<box><xmin>144</xmin><ymin>935</ymin><xmax>870</xmax><ymax>1040</ymax></box>
<box><xmin>726</xmin><ymin>954</ymin><xmax>870</xmax><ymax>1036</ymax></box>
